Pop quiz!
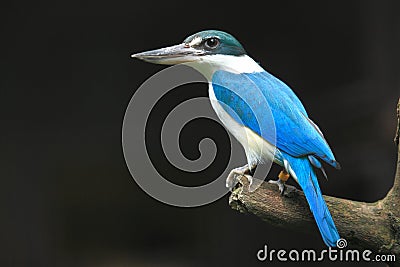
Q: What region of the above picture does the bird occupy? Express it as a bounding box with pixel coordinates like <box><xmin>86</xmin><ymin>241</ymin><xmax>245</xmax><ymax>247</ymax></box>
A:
<box><xmin>132</xmin><ymin>30</ymin><xmax>341</xmax><ymax>247</ymax></box>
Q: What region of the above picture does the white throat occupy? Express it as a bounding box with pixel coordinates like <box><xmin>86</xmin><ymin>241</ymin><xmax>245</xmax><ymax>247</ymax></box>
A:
<box><xmin>185</xmin><ymin>54</ymin><xmax>264</xmax><ymax>81</ymax></box>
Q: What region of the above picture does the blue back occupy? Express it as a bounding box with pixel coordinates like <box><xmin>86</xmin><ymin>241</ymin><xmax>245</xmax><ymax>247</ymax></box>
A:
<box><xmin>211</xmin><ymin>70</ymin><xmax>338</xmax><ymax>168</ymax></box>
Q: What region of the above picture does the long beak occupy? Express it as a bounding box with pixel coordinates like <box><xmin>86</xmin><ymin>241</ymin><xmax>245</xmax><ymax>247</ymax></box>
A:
<box><xmin>131</xmin><ymin>43</ymin><xmax>204</xmax><ymax>65</ymax></box>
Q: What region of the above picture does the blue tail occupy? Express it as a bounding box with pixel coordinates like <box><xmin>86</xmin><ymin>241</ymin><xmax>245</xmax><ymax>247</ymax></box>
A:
<box><xmin>283</xmin><ymin>153</ymin><xmax>340</xmax><ymax>247</ymax></box>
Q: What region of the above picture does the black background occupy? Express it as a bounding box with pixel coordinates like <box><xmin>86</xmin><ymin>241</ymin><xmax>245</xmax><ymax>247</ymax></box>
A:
<box><xmin>1</xmin><ymin>0</ymin><xmax>400</xmax><ymax>266</ymax></box>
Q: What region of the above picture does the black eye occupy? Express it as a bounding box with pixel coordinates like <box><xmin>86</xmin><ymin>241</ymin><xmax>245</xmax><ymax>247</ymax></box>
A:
<box><xmin>205</xmin><ymin>38</ymin><xmax>220</xmax><ymax>49</ymax></box>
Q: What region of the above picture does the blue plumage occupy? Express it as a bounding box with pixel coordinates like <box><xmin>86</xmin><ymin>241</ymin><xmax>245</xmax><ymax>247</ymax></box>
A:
<box><xmin>212</xmin><ymin>70</ymin><xmax>339</xmax><ymax>169</ymax></box>
<box><xmin>132</xmin><ymin>29</ymin><xmax>341</xmax><ymax>247</ymax></box>
<box><xmin>283</xmin><ymin>153</ymin><xmax>340</xmax><ymax>246</ymax></box>
<box><xmin>212</xmin><ymin>70</ymin><xmax>340</xmax><ymax>246</ymax></box>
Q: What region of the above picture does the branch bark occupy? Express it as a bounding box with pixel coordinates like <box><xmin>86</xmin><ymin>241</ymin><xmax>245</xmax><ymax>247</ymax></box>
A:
<box><xmin>229</xmin><ymin>98</ymin><xmax>400</xmax><ymax>264</ymax></box>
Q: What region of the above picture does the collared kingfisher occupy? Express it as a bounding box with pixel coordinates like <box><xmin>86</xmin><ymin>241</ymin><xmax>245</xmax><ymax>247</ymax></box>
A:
<box><xmin>132</xmin><ymin>30</ymin><xmax>341</xmax><ymax>247</ymax></box>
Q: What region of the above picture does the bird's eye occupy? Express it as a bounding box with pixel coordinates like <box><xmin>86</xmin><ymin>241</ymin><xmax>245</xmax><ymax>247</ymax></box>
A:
<box><xmin>205</xmin><ymin>38</ymin><xmax>220</xmax><ymax>49</ymax></box>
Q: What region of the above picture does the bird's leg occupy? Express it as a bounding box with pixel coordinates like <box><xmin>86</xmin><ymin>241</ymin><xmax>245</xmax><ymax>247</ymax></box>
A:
<box><xmin>268</xmin><ymin>169</ymin><xmax>293</xmax><ymax>195</ymax></box>
<box><xmin>278</xmin><ymin>169</ymin><xmax>290</xmax><ymax>182</ymax></box>
<box><xmin>226</xmin><ymin>163</ymin><xmax>257</xmax><ymax>191</ymax></box>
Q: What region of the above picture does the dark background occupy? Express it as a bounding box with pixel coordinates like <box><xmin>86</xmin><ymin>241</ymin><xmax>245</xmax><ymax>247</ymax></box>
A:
<box><xmin>1</xmin><ymin>0</ymin><xmax>399</xmax><ymax>266</ymax></box>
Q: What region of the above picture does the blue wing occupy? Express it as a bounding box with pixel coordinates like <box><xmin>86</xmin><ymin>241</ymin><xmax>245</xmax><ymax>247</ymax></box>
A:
<box><xmin>211</xmin><ymin>70</ymin><xmax>339</xmax><ymax>168</ymax></box>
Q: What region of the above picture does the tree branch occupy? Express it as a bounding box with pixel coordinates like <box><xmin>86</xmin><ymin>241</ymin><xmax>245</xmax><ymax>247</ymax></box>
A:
<box><xmin>229</xmin><ymin>97</ymin><xmax>400</xmax><ymax>264</ymax></box>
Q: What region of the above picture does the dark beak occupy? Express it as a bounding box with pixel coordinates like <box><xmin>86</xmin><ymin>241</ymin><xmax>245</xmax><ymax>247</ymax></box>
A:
<box><xmin>131</xmin><ymin>43</ymin><xmax>204</xmax><ymax>65</ymax></box>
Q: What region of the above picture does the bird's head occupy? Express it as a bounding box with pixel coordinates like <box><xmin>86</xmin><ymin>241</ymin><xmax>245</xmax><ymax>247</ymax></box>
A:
<box><xmin>131</xmin><ymin>30</ymin><xmax>247</xmax><ymax>65</ymax></box>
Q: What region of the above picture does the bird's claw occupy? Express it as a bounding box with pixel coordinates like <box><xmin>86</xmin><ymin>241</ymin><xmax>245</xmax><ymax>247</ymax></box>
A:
<box><xmin>226</xmin><ymin>165</ymin><xmax>253</xmax><ymax>191</ymax></box>
<box><xmin>268</xmin><ymin>179</ymin><xmax>297</xmax><ymax>197</ymax></box>
<box><xmin>268</xmin><ymin>179</ymin><xmax>286</xmax><ymax>195</ymax></box>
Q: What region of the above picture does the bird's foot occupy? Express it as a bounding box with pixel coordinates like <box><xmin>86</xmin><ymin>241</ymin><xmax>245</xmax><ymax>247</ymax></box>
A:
<box><xmin>268</xmin><ymin>170</ymin><xmax>297</xmax><ymax>197</ymax></box>
<box><xmin>226</xmin><ymin>164</ymin><xmax>256</xmax><ymax>191</ymax></box>
<box><xmin>268</xmin><ymin>179</ymin><xmax>286</xmax><ymax>195</ymax></box>
<box><xmin>268</xmin><ymin>179</ymin><xmax>297</xmax><ymax>196</ymax></box>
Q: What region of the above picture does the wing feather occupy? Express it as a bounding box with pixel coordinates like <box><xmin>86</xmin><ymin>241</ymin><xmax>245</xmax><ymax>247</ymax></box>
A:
<box><xmin>211</xmin><ymin>70</ymin><xmax>339</xmax><ymax>168</ymax></box>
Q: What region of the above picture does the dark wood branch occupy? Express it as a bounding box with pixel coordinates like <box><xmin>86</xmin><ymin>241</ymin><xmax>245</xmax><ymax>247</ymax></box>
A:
<box><xmin>395</xmin><ymin>98</ymin><xmax>400</xmax><ymax>146</ymax></box>
<box><xmin>229</xmin><ymin>98</ymin><xmax>400</xmax><ymax>264</ymax></box>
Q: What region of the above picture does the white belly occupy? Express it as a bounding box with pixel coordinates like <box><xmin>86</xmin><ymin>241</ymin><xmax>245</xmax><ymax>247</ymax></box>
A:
<box><xmin>208</xmin><ymin>83</ymin><xmax>278</xmax><ymax>166</ymax></box>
